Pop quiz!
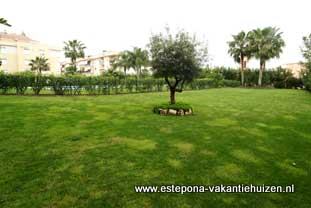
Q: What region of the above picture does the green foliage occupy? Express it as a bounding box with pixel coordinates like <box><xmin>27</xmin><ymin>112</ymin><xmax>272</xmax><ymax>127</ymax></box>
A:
<box><xmin>112</xmin><ymin>48</ymin><xmax>149</xmax><ymax>78</ymax></box>
<box><xmin>29</xmin><ymin>56</ymin><xmax>50</xmax><ymax>74</ymax></box>
<box><xmin>303</xmin><ymin>71</ymin><xmax>311</xmax><ymax>91</ymax></box>
<box><xmin>49</xmin><ymin>75</ymin><xmax>87</xmax><ymax>95</ymax></box>
<box><xmin>129</xmin><ymin>47</ymin><xmax>149</xmax><ymax>78</ymax></box>
<box><xmin>228</xmin><ymin>31</ymin><xmax>253</xmax><ymax>85</ymax></box>
<box><xmin>84</xmin><ymin>76</ymin><xmax>101</xmax><ymax>95</ymax></box>
<box><xmin>148</xmin><ymin>28</ymin><xmax>208</xmax><ymax>103</ymax></box>
<box><xmin>187</xmin><ymin>79</ymin><xmax>219</xmax><ymax>90</ymax></box>
<box><xmin>112</xmin><ymin>51</ymin><xmax>132</xmax><ymax>76</ymax></box>
<box><xmin>301</xmin><ymin>34</ymin><xmax>311</xmax><ymax>62</ymax></box>
<box><xmin>1</xmin><ymin>67</ymin><xmax>303</xmax><ymax>96</ymax></box>
<box><xmin>49</xmin><ymin>75</ymin><xmax>67</xmax><ymax>95</ymax></box>
<box><xmin>65</xmin><ymin>65</ymin><xmax>78</xmax><ymax>75</ymax></box>
<box><xmin>65</xmin><ymin>75</ymin><xmax>86</xmax><ymax>95</ymax></box>
<box><xmin>205</xmin><ymin>71</ymin><xmax>224</xmax><ymax>86</ymax></box>
<box><xmin>105</xmin><ymin>69</ymin><xmax>125</xmax><ymax>79</ymax></box>
<box><xmin>200</xmin><ymin>67</ymin><xmax>302</xmax><ymax>88</ymax></box>
<box><xmin>248</xmin><ymin>27</ymin><xmax>285</xmax><ymax>86</ymax></box>
<box><xmin>0</xmin><ymin>71</ymin><xmax>10</xmax><ymax>94</ymax></box>
<box><xmin>30</xmin><ymin>75</ymin><xmax>48</xmax><ymax>95</ymax></box>
<box><xmin>63</xmin><ymin>40</ymin><xmax>86</xmax><ymax>66</ymax></box>
<box><xmin>228</xmin><ymin>31</ymin><xmax>252</xmax><ymax>64</ymax></box>
<box><xmin>149</xmin><ymin>28</ymin><xmax>207</xmax><ymax>82</ymax></box>
<box><xmin>10</xmin><ymin>72</ymin><xmax>32</xmax><ymax>95</ymax></box>
<box><xmin>248</xmin><ymin>27</ymin><xmax>285</xmax><ymax>62</ymax></box>
<box><xmin>223</xmin><ymin>80</ymin><xmax>241</xmax><ymax>87</ymax></box>
<box><xmin>301</xmin><ymin>34</ymin><xmax>311</xmax><ymax>91</ymax></box>
<box><xmin>0</xmin><ymin>17</ymin><xmax>11</xmax><ymax>27</ymax></box>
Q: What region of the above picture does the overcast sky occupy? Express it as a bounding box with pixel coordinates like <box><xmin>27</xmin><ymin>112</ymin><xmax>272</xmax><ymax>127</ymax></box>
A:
<box><xmin>2</xmin><ymin>0</ymin><xmax>311</xmax><ymax>68</ymax></box>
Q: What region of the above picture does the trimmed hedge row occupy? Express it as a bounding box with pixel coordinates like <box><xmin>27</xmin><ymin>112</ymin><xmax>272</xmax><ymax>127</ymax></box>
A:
<box><xmin>202</xmin><ymin>67</ymin><xmax>304</xmax><ymax>88</ymax></box>
<box><xmin>0</xmin><ymin>72</ymin><xmax>240</xmax><ymax>95</ymax></box>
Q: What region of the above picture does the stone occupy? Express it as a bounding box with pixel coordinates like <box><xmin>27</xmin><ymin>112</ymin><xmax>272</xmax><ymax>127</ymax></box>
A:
<box><xmin>185</xmin><ymin>109</ymin><xmax>193</xmax><ymax>115</ymax></box>
<box><xmin>159</xmin><ymin>109</ymin><xmax>167</xmax><ymax>115</ymax></box>
<box><xmin>178</xmin><ymin>109</ymin><xmax>185</xmax><ymax>116</ymax></box>
<box><xmin>168</xmin><ymin>109</ymin><xmax>177</xmax><ymax>115</ymax></box>
<box><xmin>155</xmin><ymin>107</ymin><xmax>193</xmax><ymax>116</ymax></box>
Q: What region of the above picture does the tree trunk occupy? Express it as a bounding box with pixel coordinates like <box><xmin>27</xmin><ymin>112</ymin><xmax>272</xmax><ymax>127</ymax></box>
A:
<box><xmin>258</xmin><ymin>60</ymin><xmax>265</xmax><ymax>87</ymax></box>
<box><xmin>170</xmin><ymin>88</ymin><xmax>176</xmax><ymax>104</ymax></box>
<box><xmin>240</xmin><ymin>56</ymin><xmax>244</xmax><ymax>87</ymax></box>
<box><xmin>124</xmin><ymin>67</ymin><xmax>127</xmax><ymax>82</ymax></box>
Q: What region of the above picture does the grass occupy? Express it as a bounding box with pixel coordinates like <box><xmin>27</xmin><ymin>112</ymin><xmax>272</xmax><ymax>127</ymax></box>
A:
<box><xmin>0</xmin><ymin>88</ymin><xmax>311</xmax><ymax>208</ymax></box>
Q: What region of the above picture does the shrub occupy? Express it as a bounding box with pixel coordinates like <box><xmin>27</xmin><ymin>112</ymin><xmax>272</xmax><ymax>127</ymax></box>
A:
<box><xmin>0</xmin><ymin>71</ymin><xmax>10</xmax><ymax>94</ymax></box>
<box><xmin>303</xmin><ymin>71</ymin><xmax>311</xmax><ymax>91</ymax></box>
<box><xmin>65</xmin><ymin>75</ymin><xmax>86</xmax><ymax>95</ymax></box>
<box><xmin>30</xmin><ymin>75</ymin><xmax>48</xmax><ymax>95</ymax></box>
<box><xmin>84</xmin><ymin>76</ymin><xmax>100</xmax><ymax>95</ymax></box>
<box><xmin>65</xmin><ymin>66</ymin><xmax>77</xmax><ymax>75</ymax></box>
<box><xmin>124</xmin><ymin>78</ymin><xmax>135</xmax><ymax>93</ymax></box>
<box><xmin>49</xmin><ymin>76</ymin><xmax>67</xmax><ymax>95</ymax></box>
<box><xmin>205</xmin><ymin>71</ymin><xmax>224</xmax><ymax>87</ymax></box>
<box><xmin>223</xmin><ymin>80</ymin><xmax>241</xmax><ymax>87</ymax></box>
<box><xmin>10</xmin><ymin>72</ymin><xmax>32</xmax><ymax>95</ymax></box>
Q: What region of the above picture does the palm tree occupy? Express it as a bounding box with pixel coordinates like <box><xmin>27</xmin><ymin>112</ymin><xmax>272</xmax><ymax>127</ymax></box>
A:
<box><xmin>29</xmin><ymin>56</ymin><xmax>50</xmax><ymax>74</ymax></box>
<box><xmin>248</xmin><ymin>27</ymin><xmax>285</xmax><ymax>86</ymax></box>
<box><xmin>0</xmin><ymin>18</ymin><xmax>11</xmax><ymax>27</ymax></box>
<box><xmin>228</xmin><ymin>31</ymin><xmax>252</xmax><ymax>86</ymax></box>
<box><xmin>128</xmin><ymin>47</ymin><xmax>149</xmax><ymax>78</ymax></box>
<box><xmin>63</xmin><ymin>40</ymin><xmax>86</xmax><ymax>71</ymax></box>
<box><xmin>113</xmin><ymin>51</ymin><xmax>132</xmax><ymax>77</ymax></box>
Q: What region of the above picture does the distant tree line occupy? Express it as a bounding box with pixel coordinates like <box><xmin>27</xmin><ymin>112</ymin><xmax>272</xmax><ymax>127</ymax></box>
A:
<box><xmin>1</xmin><ymin>17</ymin><xmax>310</xmax><ymax>98</ymax></box>
<box><xmin>200</xmin><ymin>67</ymin><xmax>303</xmax><ymax>89</ymax></box>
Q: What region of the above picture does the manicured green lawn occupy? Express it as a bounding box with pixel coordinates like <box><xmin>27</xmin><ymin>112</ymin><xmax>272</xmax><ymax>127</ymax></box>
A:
<box><xmin>0</xmin><ymin>88</ymin><xmax>310</xmax><ymax>208</ymax></box>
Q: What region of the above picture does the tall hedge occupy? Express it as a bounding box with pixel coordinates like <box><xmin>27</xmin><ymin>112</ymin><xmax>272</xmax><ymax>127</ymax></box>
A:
<box><xmin>0</xmin><ymin>73</ymin><xmax>240</xmax><ymax>95</ymax></box>
<box><xmin>202</xmin><ymin>67</ymin><xmax>303</xmax><ymax>88</ymax></box>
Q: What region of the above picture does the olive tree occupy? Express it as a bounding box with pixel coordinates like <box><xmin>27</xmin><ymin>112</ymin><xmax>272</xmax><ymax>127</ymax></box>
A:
<box><xmin>148</xmin><ymin>28</ymin><xmax>208</xmax><ymax>104</ymax></box>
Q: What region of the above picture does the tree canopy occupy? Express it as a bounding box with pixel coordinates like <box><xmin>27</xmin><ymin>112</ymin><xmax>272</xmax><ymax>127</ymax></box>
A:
<box><xmin>63</xmin><ymin>40</ymin><xmax>86</xmax><ymax>68</ymax></box>
<box><xmin>248</xmin><ymin>27</ymin><xmax>285</xmax><ymax>86</ymax></box>
<box><xmin>29</xmin><ymin>56</ymin><xmax>50</xmax><ymax>74</ymax></box>
<box><xmin>228</xmin><ymin>31</ymin><xmax>252</xmax><ymax>86</ymax></box>
<box><xmin>148</xmin><ymin>28</ymin><xmax>208</xmax><ymax>104</ymax></box>
<box><xmin>0</xmin><ymin>18</ymin><xmax>11</xmax><ymax>27</ymax></box>
<box><xmin>112</xmin><ymin>51</ymin><xmax>132</xmax><ymax>76</ymax></box>
<box><xmin>128</xmin><ymin>47</ymin><xmax>149</xmax><ymax>78</ymax></box>
<box><xmin>302</xmin><ymin>34</ymin><xmax>311</xmax><ymax>63</ymax></box>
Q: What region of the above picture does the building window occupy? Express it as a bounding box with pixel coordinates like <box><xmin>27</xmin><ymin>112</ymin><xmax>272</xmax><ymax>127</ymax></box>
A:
<box><xmin>49</xmin><ymin>49</ymin><xmax>61</xmax><ymax>58</ymax></box>
<box><xmin>24</xmin><ymin>48</ymin><xmax>31</xmax><ymax>55</ymax></box>
<box><xmin>0</xmin><ymin>58</ymin><xmax>8</xmax><ymax>66</ymax></box>
<box><xmin>39</xmin><ymin>49</ymin><xmax>45</xmax><ymax>56</ymax></box>
<box><xmin>24</xmin><ymin>59</ymin><xmax>31</xmax><ymax>69</ymax></box>
<box><xmin>0</xmin><ymin>45</ymin><xmax>17</xmax><ymax>54</ymax></box>
<box><xmin>0</xmin><ymin>58</ymin><xmax>8</xmax><ymax>73</ymax></box>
